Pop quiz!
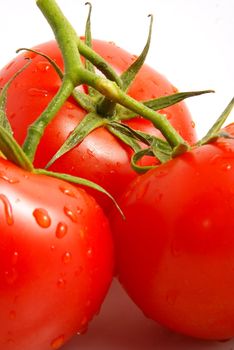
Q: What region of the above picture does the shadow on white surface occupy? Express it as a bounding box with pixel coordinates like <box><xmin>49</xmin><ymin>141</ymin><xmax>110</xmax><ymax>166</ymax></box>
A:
<box><xmin>64</xmin><ymin>279</ymin><xmax>234</xmax><ymax>350</ymax></box>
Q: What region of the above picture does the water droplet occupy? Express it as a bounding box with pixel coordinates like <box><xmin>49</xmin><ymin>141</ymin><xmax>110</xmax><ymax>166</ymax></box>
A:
<box><xmin>171</xmin><ymin>239</ymin><xmax>183</xmax><ymax>257</ymax></box>
<box><xmin>24</xmin><ymin>50</ymin><xmax>37</xmax><ymax>59</ymax></box>
<box><xmin>33</xmin><ymin>208</ymin><xmax>51</xmax><ymax>228</ymax></box>
<box><xmin>166</xmin><ymin>290</ymin><xmax>178</xmax><ymax>306</ymax></box>
<box><xmin>7</xmin><ymin>338</ymin><xmax>15</xmax><ymax>345</ymax></box>
<box><xmin>36</xmin><ymin>61</ymin><xmax>51</xmax><ymax>72</ymax></box>
<box><xmin>191</xmin><ymin>120</ymin><xmax>196</xmax><ymax>128</ymax></box>
<box><xmin>87</xmin><ymin>248</ymin><xmax>93</xmax><ymax>258</ymax></box>
<box><xmin>219</xmin><ymin>140</ymin><xmax>234</xmax><ymax>153</ymax></box>
<box><xmin>56</xmin><ymin>222</ymin><xmax>68</xmax><ymax>239</ymax></box>
<box><xmin>57</xmin><ymin>278</ymin><xmax>66</xmax><ymax>288</ymax></box>
<box><xmin>50</xmin><ymin>245</ymin><xmax>56</xmax><ymax>252</ymax></box>
<box><xmin>0</xmin><ymin>194</ymin><xmax>14</xmax><ymax>225</ymax></box>
<box><xmin>62</xmin><ymin>252</ymin><xmax>72</xmax><ymax>264</ymax></box>
<box><xmin>77</xmin><ymin>316</ymin><xmax>89</xmax><ymax>335</ymax></box>
<box><xmin>209</xmin><ymin>154</ymin><xmax>221</xmax><ymax>165</ymax></box>
<box><xmin>9</xmin><ymin>310</ymin><xmax>16</xmax><ymax>320</ymax></box>
<box><xmin>50</xmin><ymin>335</ymin><xmax>65</xmax><ymax>349</ymax></box>
<box><xmin>75</xmin><ymin>266</ymin><xmax>83</xmax><ymax>277</ymax></box>
<box><xmin>131</xmin><ymin>54</ymin><xmax>138</xmax><ymax>61</ymax></box>
<box><xmin>221</xmin><ymin>163</ymin><xmax>232</xmax><ymax>171</ymax></box>
<box><xmin>28</xmin><ymin>88</ymin><xmax>49</xmax><ymax>97</ymax></box>
<box><xmin>11</xmin><ymin>252</ymin><xmax>19</xmax><ymax>265</ymax></box>
<box><xmin>81</xmin><ymin>315</ymin><xmax>88</xmax><ymax>326</ymax></box>
<box><xmin>59</xmin><ymin>186</ymin><xmax>76</xmax><ymax>198</ymax></box>
<box><xmin>0</xmin><ymin>172</ymin><xmax>19</xmax><ymax>184</ymax></box>
<box><xmin>79</xmin><ymin>228</ymin><xmax>85</xmax><ymax>240</ymax></box>
<box><xmin>6</xmin><ymin>61</ymin><xmax>15</xmax><ymax>70</ymax></box>
<box><xmin>66</xmin><ymin>101</ymin><xmax>75</xmax><ymax>110</ymax></box>
<box><xmin>77</xmin><ymin>324</ymin><xmax>88</xmax><ymax>335</ymax></box>
<box><xmin>64</xmin><ymin>206</ymin><xmax>78</xmax><ymax>222</ymax></box>
<box><xmin>202</xmin><ymin>218</ymin><xmax>212</xmax><ymax>229</ymax></box>
<box><xmin>5</xmin><ymin>268</ymin><xmax>18</xmax><ymax>284</ymax></box>
<box><xmin>86</xmin><ymin>300</ymin><xmax>91</xmax><ymax>308</ymax></box>
<box><xmin>136</xmin><ymin>182</ymin><xmax>150</xmax><ymax>201</ymax></box>
<box><xmin>9</xmin><ymin>112</ymin><xmax>16</xmax><ymax>120</ymax></box>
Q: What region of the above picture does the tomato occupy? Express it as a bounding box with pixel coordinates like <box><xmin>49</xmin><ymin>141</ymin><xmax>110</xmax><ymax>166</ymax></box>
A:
<box><xmin>110</xmin><ymin>137</ymin><xmax>234</xmax><ymax>340</ymax></box>
<box><xmin>0</xmin><ymin>157</ymin><xmax>113</xmax><ymax>350</ymax></box>
<box><xmin>0</xmin><ymin>40</ymin><xmax>196</xmax><ymax>210</ymax></box>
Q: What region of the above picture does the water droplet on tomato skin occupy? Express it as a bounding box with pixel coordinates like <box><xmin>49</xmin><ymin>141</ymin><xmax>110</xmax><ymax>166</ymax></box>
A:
<box><xmin>23</xmin><ymin>50</ymin><xmax>37</xmax><ymax>59</ymax></box>
<box><xmin>6</xmin><ymin>61</ymin><xmax>15</xmax><ymax>71</ymax></box>
<box><xmin>171</xmin><ymin>239</ymin><xmax>183</xmax><ymax>258</ymax></box>
<box><xmin>28</xmin><ymin>87</ymin><xmax>49</xmax><ymax>97</ymax></box>
<box><xmin>11</xmin><ymin>252</ymin><xmax>19</xmax><ymax>265</ymax></box>
<box><xmin>66</xmin><ymin>101</ymin><xmax>75</xmax><ymax>110</ymax></box>
<box><xmin>166</xmin><ymin>290</ymin><xmax>178</xmax><ymax>306</ymax></box>
<box><xmin>64</xmin><ymin>206</ymin><xmax>78</xmax><ymax>222</ymax></box>
<box><xmin>191</xmin><ymin>120</ymin><xmax>196</xmax><ymax>128</ymax></box>
<box><xmin>33</xmin><ymin>208</ymin><xmax>51</xmax><ymax>228</ymax></box>
<box><xmin>0</xmin><ymin>194</ymin><xmax>14</xmax><ymax>225</ymax></box>
<box><xmin>50</xmin><ymin>334</ymin><xmax>65</xmax><ymax>349</ymax></box>
<box><xmin>57</xmin><ymin>278</ymin><xmax>66</xmax><ymax>288</ymax></box>
<box><xmin>221</xmin><ymin>163</ymin><xmax>232</xmax><ymax>172</ymax></box>
<box><xmin>0</xmin><ymin>172</ymin><xmax>19</xmax><ymax>184</ymax></box>
<box><xmin>5</xmin><ymin>268</ymin><xmax>18</xmax><ymax>285</ymax></box>
<box><xmin>87</xmin><ymin>248</ymin><xmax>93</xmax><ymax>258</ymax></box>
<box><xmin>59</xmin><ymin>185</ymin><xmax>76</xmax><ymax>198</ymax></box>
<box><xmin>56</xmin><ymin>222</ymin><xmax>68</xmax><ymax>239</ymax></box>
<box><xmin>36</xmin><ymin>60</ymin><xmax>51</xmax><ymax>72</ymax></box>
<box><xmin>77</xmin><ymin>317</ymin><xmax>89</xmax><ymax>335</ymax></box>
<box><xmin>209</xmin><ymin>154</ymin><xmax>221</xmax><ymax>165</ymax></box>
<box><xmin>75</xmin><ymin>266</ymin><xmax>84</xmax><ymax>277</ymax></box>
<box><xmin>62</xmin><ymin>252</ymin><xmax>72</xmax><ymax>265</ymax></box>
<box><xmin>9</xmin><ymin>310</ymin><xmax>16</xmax><ymax>320</ymax></box>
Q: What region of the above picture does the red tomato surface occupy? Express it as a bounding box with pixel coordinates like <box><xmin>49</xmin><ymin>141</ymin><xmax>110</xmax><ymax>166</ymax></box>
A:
<box><xmin>110</xmin><ymin>137</ymin><xmax>234</xmax><ymax>340</ymax></box>
<box><xmin>0</xmin><ymin>158</ymin><xmax>113</xmax><ymax>350</ymax></box>
<box><xmin>0</xmin><ymin>40</ymin><xmax>196</xmax><ymax>210</ymax></box>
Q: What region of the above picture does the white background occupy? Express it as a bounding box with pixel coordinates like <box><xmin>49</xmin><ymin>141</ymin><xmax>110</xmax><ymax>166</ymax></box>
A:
<box><xmin>0</xmin><ymin>1</ymin><xmax>233</xmax><ymax>349</ymax></box>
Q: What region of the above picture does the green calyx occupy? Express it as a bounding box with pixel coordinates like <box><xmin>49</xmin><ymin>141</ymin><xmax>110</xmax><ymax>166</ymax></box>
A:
<box><xmin>21</xmin><ymin>0</ymin><xmax>215</xmax><ymax>173</ymax></box>
<box><xmin>3</xmin><ymin>0</ymin><xmax>230</xmax><ymax>182</ymax></box>
<box><xmin>0</xmin><ymin>68</ymin><xmax>123</xmax><ymax>216</ymax></box>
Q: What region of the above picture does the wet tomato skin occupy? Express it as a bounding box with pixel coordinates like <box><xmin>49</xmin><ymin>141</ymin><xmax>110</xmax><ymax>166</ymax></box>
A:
<box><xmin>0</xmin><ymin>40</ymin><xmax>196</xmax><ymax>210</ymax></box>
<box><xmin>110</xmin><ymin>137</ymin><xmax>234</xmax><ymax>340</ymax></box>
<box><xmin>0</xmin><ymin>157</ymin><xmax>113</xmax><ymax>350</ymax></box>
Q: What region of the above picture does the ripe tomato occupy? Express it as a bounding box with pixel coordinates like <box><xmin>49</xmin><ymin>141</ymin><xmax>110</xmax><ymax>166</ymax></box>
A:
<box><xmin>0</xmin><ymin>40</ymin><xmax>196</xmax><ymax>210</ymax></box>
<box><xmin>0</xmin><ymin>157</ymin><xmax>113</xmax><ymax>350</ymax></box>
<box><xmin>110</xmin><ymin>137</ymin><xmax>234</xmax><ymax>340</ymax></box>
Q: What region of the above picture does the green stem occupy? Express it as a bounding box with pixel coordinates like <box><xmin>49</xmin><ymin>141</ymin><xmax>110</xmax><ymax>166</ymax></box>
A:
<box><xmin>79</xmin><ymin>69</ymin><xmax>188</xmax><ymax>150</ymax></box>
<box><xmin>23</xmin><ymin>78</ymin><xmax>74</xmax><ymax>160</ymax></box>
<box><xmin>35</xmin><ymin>0</ymin><xmax>188</xmax><ymax>154</ymax></box>
<box><xmin>78</xmin><ymin>41</ymin><xmax>122</xmax><ymax>87</ymax></box>
<box><xmin>36</xmin><ymin>0</ymin><xmax>82</xmax><ymax>85</ymax></box>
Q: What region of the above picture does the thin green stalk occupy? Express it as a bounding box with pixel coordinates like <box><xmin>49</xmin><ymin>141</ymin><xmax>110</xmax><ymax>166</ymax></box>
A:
<box><xmin>78</xmin><ymin>69</ymin><xmax>188</xmax><ymax>151</ymax></box>
<box><xmin>23</xmin><ymin>79</ymin><xmax>74</xmax><ymax>160</ymax></box>
<box><xmin>35</xmin><ymin>0</ymin><xmax>188</xmax><ymax>155</ymax></box>
<box><xmin>36</xmin><ymin>0</ymin><xmax>82</xmax><ymax>84</ymax></box>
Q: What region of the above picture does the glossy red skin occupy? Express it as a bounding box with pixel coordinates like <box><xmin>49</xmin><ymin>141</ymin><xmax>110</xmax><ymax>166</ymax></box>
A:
<box><xmin>111</xmin><ymin>137</ymin><xmax>234</xmax><ymax>340</ymax></box>
<box><xmin>0</xmin><ymin>158</ymin><xmax>113</xmax><ymax>350</ymax></box>
<box><xmin>0</xmin><ymin>40</ymin><xmax>196</xmax><ymax>210</ymax></box>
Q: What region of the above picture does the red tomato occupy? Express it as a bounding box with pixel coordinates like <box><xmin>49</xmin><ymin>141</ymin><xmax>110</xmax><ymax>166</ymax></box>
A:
<box><xmin>110</xmin><ymin>137</ymin><xmax>234</xmax><ymax>340</ymax></box>
<box><xmin>0</xmin><ymin>40</ymin><xmax>196</xmax><ymax>210</ymax></box>
<box><xmin>0</xmin><ymin>157</ymin><xmax>113</xmax><ymax>350</ymax></box>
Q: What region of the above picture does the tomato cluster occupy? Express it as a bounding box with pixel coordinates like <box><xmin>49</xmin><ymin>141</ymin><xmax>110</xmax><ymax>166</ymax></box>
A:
<box><xmin>0</xmin><ymin>0</ymin><xmax>233</xmax><ymax>349</ymax></box>
<box><xmin>0</xmin><ymin>39</ymin><xmax>196</xmax><ymax>211</ymax></box>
